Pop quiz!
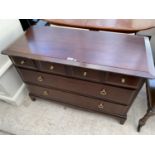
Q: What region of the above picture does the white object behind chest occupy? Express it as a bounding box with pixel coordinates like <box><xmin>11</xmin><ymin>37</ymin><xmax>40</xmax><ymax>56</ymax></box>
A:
<box><xmin>0</xmin><ymin>20</ymin><xmax>27</xmax><ymax>105</ymax></box>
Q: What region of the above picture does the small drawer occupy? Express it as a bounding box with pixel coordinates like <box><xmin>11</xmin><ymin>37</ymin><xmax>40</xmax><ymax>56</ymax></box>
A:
<box><xmin>19</xmin><ymin>69</ymin><xmax>135</xmax><ymax>105</ymax></box>
<box><xmin>27</xmin><ymin>84</ymin><xmax>128</xmax><ymax>116</ymax></box>
<box><xmin>105</xmin><ymin>73</ymin><xmax>142</xmax><ymax>89</ymax></box>
<box><xmin>39</xmin><ymin>61</ymin><xmax>66</xmax><ymax>75</ymax></box>
<box><xmin>71</xmin><ymin>66</ymin><xmax>103</xmax><ymax>82</ymax></box>
<box><xmin>11</xmin><ymin>56</ymin><xmax>37</xmax><ymax>69</ymax></box>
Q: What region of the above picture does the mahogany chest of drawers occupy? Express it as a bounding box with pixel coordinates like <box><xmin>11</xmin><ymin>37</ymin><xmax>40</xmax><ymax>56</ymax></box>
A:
<box><xmin>2</xmin><ymin>26</ymin><xmax>155</xmax><ymax>124</ymax></box>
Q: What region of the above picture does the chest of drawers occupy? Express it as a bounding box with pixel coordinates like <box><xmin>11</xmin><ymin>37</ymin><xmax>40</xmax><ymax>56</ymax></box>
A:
<box><xmin>2</xmin><ymin>26</ymin><xmax>155</xmax><ymax>124</ymax></box>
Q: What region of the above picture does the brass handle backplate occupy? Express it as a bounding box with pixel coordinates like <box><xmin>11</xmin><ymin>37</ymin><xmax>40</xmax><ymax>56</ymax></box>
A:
<box><xmin>37</xmin><ymin>76</ymin><xmax>43</xmax><ymax>82</ymax></box>
<box><xmin>43</xmin><ymin>90</ymin><xmax>49</xmax><ymax>96</ymax></box>
<box><xmin>100</xmin><ymin>89</ymin><xmax>107</xmax><ymax>96</ymax></box>
<box><xmin>20</xmin><ymin>60</ymin><xmax>25</xmax><ymax>65</ymax></box>
<box><xmin>121</xmin><ymin>78</ymin><xmax>126</xmax><ymax>84</ymax></box>
<box><xmin>83</xmin><ymin>71</ymin><xmax>87</xmax><ymax>77</ymax></box>
<box><xmin>49</xmin><ymin>65</ymin><xmax>54</xmax><ymax>70</ymax></box>
<box><xmin>98</xmin><ymin>103</ymin><xmax>104</xmax><ymax>109</ymax></box>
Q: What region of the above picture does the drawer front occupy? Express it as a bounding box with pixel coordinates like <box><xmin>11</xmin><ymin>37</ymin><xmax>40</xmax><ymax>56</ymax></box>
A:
<box><xmin>105</xmin><ymin>73</ymin><xmax>142</xmax><ymax>89</ymax></box>
<box><xmin>28</xmin><ymin>84</ymin><xmax>127</xmax><ymax>116</ymax></box>
<box><xmin>71</xmin><ymin>66</ymin><xmax>104</xmax><ymax>82</ymax></box>
<box><xmin>19</xmin><ymin>69</ymin><xmax>135</xmax><ymax>105</ymax></box>
<box><xmin>38</xmin><ymin>61</ymin><xmax>66</xmax><ymax>75</ymax></box>
<box><xmin>11</xmin><ymin>56</ymin><xmax>37</xmax><ymax>69</ymax></box>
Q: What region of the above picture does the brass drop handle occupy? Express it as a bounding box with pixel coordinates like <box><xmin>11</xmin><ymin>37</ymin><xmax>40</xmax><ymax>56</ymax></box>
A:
<box><xmin>100</xmin><ymin>89</ymin><xmax>107</xmax><ymax>96</ymax></box>
<box><xmin>49</xmin><ymin>65</ymin><xmax>54</xmax><ymax>70</ymax></box>
<box><xmin>98</xmin><ymin>103</ymin><xmax>104</xmax><ymax>109</ymax></box>
<box><xmin>37</xmin><ymin>76</ymin><xmax>43</xmax><ymax>82</ymax></box>
<box><xmin>83</xmin><ymin>71</ymin><xmax>87</xmax><ymax>77</ymax></box>
<box><xmin>43</xmin><ymin>90</ymin><xmax>49</xmax><ymax>96</ymax></box>
<box><xmin>20</xmin><ymin>60</ymin><xmax>25</xmax><ymax>65</ymax></box>
<box><xmin>121</xmin><ymin>78</ymin><xmax>126</xmax><ymax>84</ymax></box>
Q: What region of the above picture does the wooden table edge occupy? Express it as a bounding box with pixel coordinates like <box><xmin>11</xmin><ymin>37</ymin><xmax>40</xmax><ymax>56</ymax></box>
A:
<box><xmin>44</xmin><ymin>19</ymin><xmax>155</xmax><ymax>33</ymax></box>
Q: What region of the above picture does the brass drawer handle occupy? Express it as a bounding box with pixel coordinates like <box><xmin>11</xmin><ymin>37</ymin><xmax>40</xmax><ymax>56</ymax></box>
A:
<box><xmin>49</xmin><ymin>65</ymin><xmax>54</xmax><ymax>70</ymax></box>
<box><xmin>37</xmin><ymin>76</ymin><xmax>43</xmax><ymax>82</ymax></box>
<box><xmin>100</xmin><ymin>89</ymin><xmax>107</xmax><ymax>96</ymax></box>
<box><xmin>98</xmin><ymin>103</ymin><xmax>104</xmax><ymax>109</ymax></box>
<box><xmin>83</xmin><ymin>71</ymin><xmax>87</xmax><ymax>77</ymax></box>
<box><xmin>20</xmin><ymin>60</ymin><xmax>25</xmax><ymax>65</ymax></box>
<box><xmin>121</xmin><ymin>78</ymin><xmax>126</xmax><ymax>84</ymax></box>
<box><xmin>43</xmin><ymin>90</ymin><xmax>49</xmax><ymax>96</ymax></box>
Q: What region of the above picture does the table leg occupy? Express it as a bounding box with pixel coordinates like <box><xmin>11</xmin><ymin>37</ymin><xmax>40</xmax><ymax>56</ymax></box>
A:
<box><xmin>137</xmin><ymin>108</ymin><xmax>155</xmax><ymax>132</ymax></box>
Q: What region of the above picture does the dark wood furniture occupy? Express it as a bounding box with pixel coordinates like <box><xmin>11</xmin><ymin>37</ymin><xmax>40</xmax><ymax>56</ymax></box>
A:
<box><xmin>137</xmin><ymin>79</ymin><xmax>155</xmax><ymax>131</ymax></box>
<box><xmin>44</xmin><ymin>19</ymin><xmax>155</xmax><ymax>130</ymax></box>
<box><xmin>44</xmin><ymin>19</ymin><xmax>155</xmax><ymax>33</ymax></box>
<box><xmin>2</xmin><ymin>26</ymin><xmax>155</xmax><ymax>124</ymax></box>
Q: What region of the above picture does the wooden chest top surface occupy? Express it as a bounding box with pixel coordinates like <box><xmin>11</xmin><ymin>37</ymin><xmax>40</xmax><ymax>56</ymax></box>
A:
<box><xmin>2</xmin><ymin>26</ymin><xmax>155</xmax><ymax>78</ymax></box>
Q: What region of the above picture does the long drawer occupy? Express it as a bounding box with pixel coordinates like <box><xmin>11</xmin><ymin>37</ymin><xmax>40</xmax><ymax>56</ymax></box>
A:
<box><xmin>18</xmin><ymin>68</ymin><xmax>136</xmax><ymax>105</ymax></box>
<box><xmin>27</xmin><ymin>84</ymin><xmax>128</xmax><ymax>116</ymax></box>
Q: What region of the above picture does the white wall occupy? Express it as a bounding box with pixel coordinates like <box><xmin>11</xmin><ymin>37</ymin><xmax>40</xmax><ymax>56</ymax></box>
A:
<box><xmin>0</xmin><ymin>20</ymin><xmax>26</xmax><ymax>105</ymax></box>
<box><xmin>0</xmin><ymin>20</ymin><xmax>23</xmax><ymax>67</ymax></box>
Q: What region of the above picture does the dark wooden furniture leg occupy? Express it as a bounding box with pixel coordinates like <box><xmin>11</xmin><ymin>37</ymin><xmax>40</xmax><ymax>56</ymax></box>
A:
<box><xmin>29</xmin><ymin>93</ymin><xmax>36</xmax><ymax>101</ymax></box>
<box><xmin>137</xmin><ymin>79</ymin><xmax>155</xmax><ymax>132</ymax></box>
<box><xmin>119</xmin><ymin>115</ymin><xmax>127</xmax><ymax>125</ymax></box>
<box><xmin>120</xmin><ymin>118</ymin><xmax>126</xmax><ymax>125</ymax></box>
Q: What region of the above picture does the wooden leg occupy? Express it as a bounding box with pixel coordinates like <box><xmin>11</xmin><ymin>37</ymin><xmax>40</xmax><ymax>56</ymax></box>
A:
<box><xmin>137</xmin><ymin>109</ymin><xmax>155</xmax><ymax>132</ymax></box>
<box><xmin>137</xmin><ymin>80</ymin><xmax>155</xmax><ymax>132</ymax></box>
<box><xmin>29</xmin><ymin>93</ymin><xmax>36</xmax><ymax>101</ymax></box>
<box><xmin>119</xmin><ymin>117</ymin><xmax>126</xmax><ymax>125</ymax></box>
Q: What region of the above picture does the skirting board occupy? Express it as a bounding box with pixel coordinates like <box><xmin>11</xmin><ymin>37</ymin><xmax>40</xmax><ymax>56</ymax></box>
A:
<box><xmin>0</xmin><ymin>84</ymin><xmax>27</xmax><ymax>106</ymax></box>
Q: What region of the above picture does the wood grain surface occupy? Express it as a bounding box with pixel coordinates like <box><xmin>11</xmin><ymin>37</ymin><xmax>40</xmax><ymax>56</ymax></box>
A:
<box><xmin>3</xmin><ymin>26</ymin><xmax>155</xmax><ymax>78</ymax></box>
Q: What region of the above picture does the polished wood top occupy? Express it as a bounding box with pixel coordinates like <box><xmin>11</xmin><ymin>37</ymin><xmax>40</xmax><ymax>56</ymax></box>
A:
<box><xmin>44</xmin><ymin>19</ymin><xmax>155</xmax><ymax>33</ymax></box>
<box><xmin>2</xmin><ymin>26</ymin><xmax>155</xmax><ymax>78</ymax></box>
